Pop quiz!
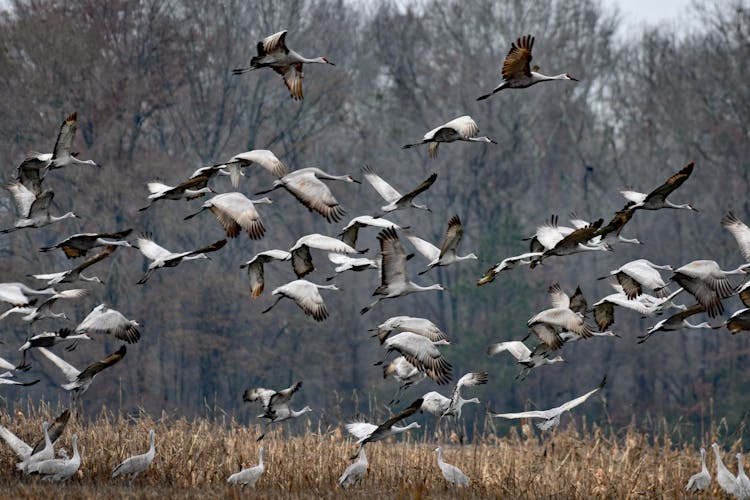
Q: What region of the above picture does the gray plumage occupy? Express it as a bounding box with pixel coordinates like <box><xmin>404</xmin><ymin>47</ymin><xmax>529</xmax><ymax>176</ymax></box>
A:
<box><xmin>339</xmin><ymin>447</ymin><xmax>368</xmax><ymax>488</ymax></box>
<box><xmin>435</xmin><ymin>447</ymin><xmax>469</xmax><ymax>487</ymax></box>
<box><xmin>26</xmin><ymin>434</ymin><xmax>80</xmax><ymax>482</ymax></box>
<box><xmin>685</xmin><ymin>447</ymin><xmax>710</xmax><ymax>492</ymax></box>
<box><xmin>227</xmin><ymin>446</ymin><xmax>265</xmax><ymax>487</ymax></box>
<box><xmin>111</xmin><ymin>429</ymin><xmax>155</xmax><ymax>481</ymax></box>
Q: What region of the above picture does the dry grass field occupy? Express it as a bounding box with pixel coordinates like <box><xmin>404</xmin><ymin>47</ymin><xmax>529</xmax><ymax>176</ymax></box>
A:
<box><xmin>0</xmin><ymin>402</ymin><xmax>743</xmax><ymax>499</ymax></box>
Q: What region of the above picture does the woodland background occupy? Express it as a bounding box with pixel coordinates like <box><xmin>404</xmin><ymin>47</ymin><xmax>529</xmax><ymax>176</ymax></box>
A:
<box><xmin>0</xmin><ymin>0</ymin><xmax>748</xmax><ymax>439</ymax></box>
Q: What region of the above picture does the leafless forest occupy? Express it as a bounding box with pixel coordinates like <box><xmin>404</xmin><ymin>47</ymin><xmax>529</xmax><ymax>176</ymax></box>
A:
<box><xmin>0</xmin><ymin>0</ymin><xmax>748</xmax><ymax>443</ymax></box>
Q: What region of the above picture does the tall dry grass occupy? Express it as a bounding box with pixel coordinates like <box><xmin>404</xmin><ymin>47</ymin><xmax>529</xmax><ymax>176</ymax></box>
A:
<box><xmin>0</xmin><ymin>401</ymin><xmax>743</xmax><ymax>498</ymax></box>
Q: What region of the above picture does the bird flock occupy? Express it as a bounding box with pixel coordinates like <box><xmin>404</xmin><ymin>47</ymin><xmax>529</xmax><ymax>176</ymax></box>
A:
<box><xmin>0</xmin><ymin>28</ymin><xmax>747</xmax><ymax>491</ymax></box>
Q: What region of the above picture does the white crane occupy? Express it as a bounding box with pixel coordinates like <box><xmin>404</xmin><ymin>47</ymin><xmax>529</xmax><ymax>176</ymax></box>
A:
<box><xmin>2</xmin><ymin>183</ymin><xmax>77</xmax><ymax>233</ymax></box>
<box><xmin>685</xmin><ymin>447</ymin><xmax>711</xmax><ymax>492</ymax></box>
<box><xmin>404</xmin><ymin>215</ymin><xmax>478</xmax><ymax>274</ymax></box>
<box><xmin>18</xmin><ymin>328</ymin><xmax>92</xmax><ymax>369</ymax></box>
<box><xmin>345</xmin><ymin>397</ymin><xmax>422</xmax><ymax>458</ymax></box>
<box><xmin>37</xmin><ymin>345</ymin><xmax>126</xmax><ymax>399</ymax></box>
<box><xmin>339</xmin><ymin>215</ymin><xmax>403</xmax><ymax>248</ymax></box>
<box><xmin>134</xmin><ymin>234</ymin><xmax>227</xmax><ymax>284</ymax></box>
<box><xmin>111</xmin><ymin>429</ymin><xmax>156</xmax><ymax>482</ymax></box>
<box><xmin>370</xmin><ymin>316</ymin><xmax>447</xmax><ymax>344</ymax></box>
<box><xmin>289</xmin><ymin>233</ymin><xmax>363</xmax><ymax>278</ymax></box>
<box><xmin>527</xmin><ymin>307</ymin><xmax>594</xmax><ymax>348</ymax></box>
<box><xmin>139</xmin><ymin>178</ymin><xmax>214</xmax><ymax>211</ymax></box>
<box><xmin>240</xmin><ymin>249</ymin><xmax>292</xmax><ymax>298</ymax></box>
<box><xmin>338</xmin><ymin>447</ymin><xmax>368</xmax><ymax>488</ymax></box>
<box><xmin>228</xmin><ymin>446</ymin><xmax>265</xmax><ymax>487</ymax></box>
<box><xmin>477</xmin><ymin>34</ymin><xmax>577</xmax><ymax>100</ymax></box>
<box><xmin>361</xmin><ymin>166</ymin><xmax>437</xmax><ymax>214</ymax></box>
<box><xmin>434</xmin><ymin>447</ymin><xmax>469</xmax><ymax>487</ymax></box>
<box><xmin>0</xmin><ymin>421</ymin><xmax>53</xmax><ymax>471</ymax></box>
<box><xmin>26</xmin><ymin>434</ymin><xmax>80</xmax><ymax>482</ymax></box>
<box><xmin>569</xmin><ymin>209</ymin><xmax>641</xmax><ymax>246</ymax></box>
<box><xmin>0</xmin><ymin>288</ymin><xmax>88</xmax><ymax>323</ymax></box>
<box><xmin>40</xmin><ymin>229</ymin><xmax>133</xmax><ymax>259</ymax></box>
<box><xmin>737</xmin><ymin>453</ymin><xmax>750</xmax><ymax>499</ymax></box>
<box><xmin>243</xmin><ymin>381</ymin><xmax>311</xmax><ymax>440</ymax></box>
<box><xmin>383</xmin><ymin>356</ymin><xmax>425</xmax><ymax>406</ymax></box>
<box><xmin>442</xmin><ymin>372</ymin><xmax>488</xmax><ymax>419</ymax></box>
<box><xmin>477</xmin><ymin>251</ymin><xmax>543</xmax><ymax>286</ymax></box>
<box><xmin>262</xmin><ymin>279</ymin><xmax>338</xmax><ymax>321</ymax></box>
<box><xmin>48</xmin><ymin>112</ymin><xmax>98</xmax><ymax>170</ymax></box>
<box><xmin>671</xmin><ymin>260</ymin><xmax>748</xmax><ymax>317</ymax></box>
<box><xmin>360</xmin><ymin>227</ymin><xmax>445</xmax><ymax>314</ymax></box>
<box><xmin>379</xmin><ymin>331</ymin><xmax>452</xmax><ymax>385</ymax></box>
<box><xmin>638</xmin><ymin>304</ymin><xmax>720</xmax><ymax>343</ymax></box>
<box><xmin>233</xmin><ymin>29</ymin><xmax>335</xmax><ymax>100</ymax></box>
<box><xmin>620</xmin><ymin>162</ymin><xmax>697</xmax><ymax>211</ymax></box>
<box><xmin>525</xmin><ymin>215</ymin><xmax>575</xmax><ymax>252</ymax></box>
<box><xmin>256</xmin><ymin>167</ymin><xmax>358</xmax><ymax>223</ymax></box>
<box><xmin>599</xmin><ymin>259</ymin><xmax>673</xmax><ymax>299</ymax></box>
<box><xmin>402</xmin><ymin>115</ymin><xmax>496</xmax><ymax>159</ymax></box>
<box><xmin>592</xmin><ymin>287</ymin><xmax>685</xmax><ymax>332</ymax></box>
<box><xmin>75</xmin><ymin>303</ymin><xmax>141</xmax><ymax>343</ymax></box>
<box><xmin>214</xmin><ymin>149</ymin><xmax>287</xmax><ymax>188</ymax></box>
<box><xmin>713</xmin><ymin>443</ymin><xmax>738</xmax><ymax>497</ymax></box>
<box><xmin>491</xmin><ymin>376</ymin><xmax>605</xmax><ymax>431</ymax></box>
<box><xmin>722</xmin><ymin>212</ymin><xmax>750</xmax><ymax>263</ymax></box>
<box><xmin>487</xmin><ymin>340</ymin><xmax>564</xmax><ymax>380</ymax></box>
<box><xmin>184</xmin><ymin>193</ymin><xmax>272</xmax><ymax>240</ymax></box>
<box><xmin>31</xmin><ymin>245</ymin><xmax>117</xmax><ymax>286</ymax></box>
<box><xmin>530</xmin><ymin>218</ymin><xmax>609</xmax><ymax>267</ymax></box>
<box><xmin>326</xmin><ymin>253</ymin><xmax>379</xmax><ymax>280</ymax></box>
<box><xmin>0</xmin><ymin>282</ymin><xmax>56</xmax><ymax>307</ymax></box>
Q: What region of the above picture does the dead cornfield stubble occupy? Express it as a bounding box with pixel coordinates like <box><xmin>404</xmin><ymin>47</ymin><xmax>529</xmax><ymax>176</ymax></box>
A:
<box><xmin>0</xmin><ymin>402</ymin><xmax>741</xmax><ymax>498</ymax></box>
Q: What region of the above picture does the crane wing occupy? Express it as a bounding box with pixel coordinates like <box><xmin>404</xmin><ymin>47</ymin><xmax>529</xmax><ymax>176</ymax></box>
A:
<box><xmin>438</xmin><ymin>215</ymin><xmax>464</xmax><ymax>259</ymax></box>
<box><xmin>232</xmin><ymin>150</ymin><xmax>287</xmax><ymax>178</ymax></box>
<box><xmin>643</xmin><ymin>162</ymin><xmax>695</xmax><ymax>204</ymax></box>
<box><xmin>722</xmin><ymin>212</ymin><xmax>750</xmax><ymax>263</ymax></box>
<box><xmin>361</xmin><ymin>166</ymin><xmax>401</xmax><ymax>203</ymax></box>
<box><xmin>0</xmin><ymin>425</ymin><xmax>32</xmax><ymax>459</ymax></box>
<box><xmin>486</xmin><ymin>341</ymin><xmax>531</xmax><ymax>361</ymax></box>
<box><xmin>397</xmin><ymin>172</ymin><xmax>437</xmax><ymax>207</ymax></box>
<box><xmin>403</xmin><ymin>233</ymin><xmax>440</xmax><ymax>262</ymax></box>
<box><xmin>52</xmin><ymin>112</ymin><xmax>77</xmax><ymax>159</ymax></box>
<box><xmin>77</xmin><ymin>345</ymin><xmax>126</xmax><ymax>381</ymax></box>
<box><xmin>135</xmin><ymin>234</ymin><xmax>172</xmax><ymax>262</ymax></box>
<box><xmin>502</xmin><ymin>35</ymin><xmax>534</xmax><ymax>79</ymax></box>
<box><xmin>261</xmin><ymin>30</ymin><xmax>288</xmax><ymax>54</ymax></box>
<box><xmin>4</xmin><ymin>182</ymin><xmax>36</xmax><ymax>218</ymax></box>
<box><xmin>547</xmin><ymin>283</ymin><xmax>570</xmax><ymax>309</ymax></box>
<box><xmin>36</xmin><ymin>347</ymin><xmax>80</xmax><ymax>382</ymax></box>
<box><xmin>284</xmin><ymin>174</ymin><xmax>345</xmax><ymax>222</ymax></box>
<box><xmin>377</xmin><ymin>228</ymin><xmax>409</xmax><ymax>289</ymax></box>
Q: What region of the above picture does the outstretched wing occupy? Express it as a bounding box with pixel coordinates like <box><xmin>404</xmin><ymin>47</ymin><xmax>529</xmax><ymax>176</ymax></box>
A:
<box><xmin>644</xmin><ymin>162</ymin><xmax>694</xmax><ymax>204</ymax></box>
<box><xmin>502</xmin><ymin>35</ymin><xmax>534</xmax><ymax>79</ymax></box>
<box><xmin>77</xmin><ymin>345</ymin><xmax>126</xmax><ymax>381</ymax></box>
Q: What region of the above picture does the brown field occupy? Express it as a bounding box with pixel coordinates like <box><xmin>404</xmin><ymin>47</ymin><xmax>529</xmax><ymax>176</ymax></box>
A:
<box><xmin>0</xmin><ymin>402</ymin><xmax>741</xmax><ymax>498</ymax></box>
